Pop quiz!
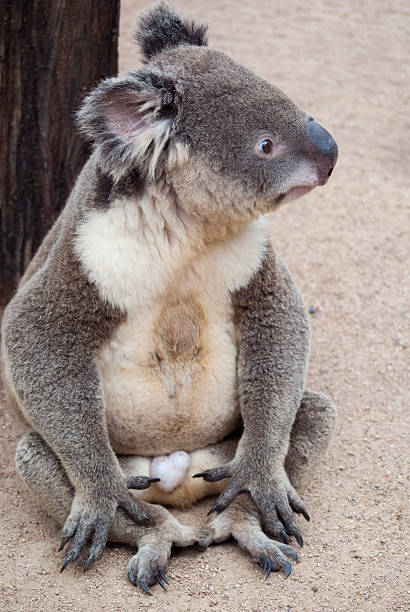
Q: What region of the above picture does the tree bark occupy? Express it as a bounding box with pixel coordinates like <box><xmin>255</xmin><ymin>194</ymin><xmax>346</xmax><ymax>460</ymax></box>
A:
<box><xmin>0</xmin><ymin>0</ymin><xmax>120</xmax><ymax>304</ymax></box>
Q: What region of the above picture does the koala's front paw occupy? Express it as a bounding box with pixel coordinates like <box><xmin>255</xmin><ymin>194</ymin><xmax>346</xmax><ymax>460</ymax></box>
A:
<box><xmin>59</xmin><ymin>488</ymin><xmax>153</xmax><ymax>572</ymax></box>
<box><xmin>250</xmin><ymin>473</ymin><xmax>309</xmax><ymax>547</ymax></box>
<box><xmin>194</xmin><ymin>462</ymin><xmax>309</xmax><ymax>546</ymax></box>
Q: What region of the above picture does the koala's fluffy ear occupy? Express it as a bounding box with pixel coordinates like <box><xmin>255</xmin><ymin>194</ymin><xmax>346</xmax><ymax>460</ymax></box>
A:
<box><xmin>77</xmin><ymin>70</ymin><xmax>176</xmax><ymax>180</ymax></box>
<box><xmin>135</xmin><ymin>3</ymin><xmax>208</xmax><ymax>62</ymax></box>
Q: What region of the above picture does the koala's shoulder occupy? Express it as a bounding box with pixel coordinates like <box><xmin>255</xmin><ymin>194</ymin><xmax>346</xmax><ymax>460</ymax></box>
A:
<box><xmin>231</xmin><ymin>243</ymin><xmax>300</xmax><ymax>310</ymax></box>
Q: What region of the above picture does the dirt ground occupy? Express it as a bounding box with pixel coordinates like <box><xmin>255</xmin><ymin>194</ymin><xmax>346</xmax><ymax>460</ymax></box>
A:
<box><xmin>1</xmin><ymin>0</ymin><xmax>409</xmax><ymax>610</ymax></box>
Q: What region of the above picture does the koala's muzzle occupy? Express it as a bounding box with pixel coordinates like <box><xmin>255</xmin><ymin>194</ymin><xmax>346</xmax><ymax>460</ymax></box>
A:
<box><xmin>306</xmin><ymin>120</ymin><xmax>338</xmax><ymax>185</ymax></box>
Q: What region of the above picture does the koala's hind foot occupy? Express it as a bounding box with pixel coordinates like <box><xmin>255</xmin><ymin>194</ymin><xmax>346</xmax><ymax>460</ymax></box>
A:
<box><xmin>204</xmin><ymin>492</ymin><xmax>299</xmax><ymax>579</ymax></box>
<box><xmin>15</xmin><ymin>431</ymin><xmax>203</xmax><ymax>593</ymax></box>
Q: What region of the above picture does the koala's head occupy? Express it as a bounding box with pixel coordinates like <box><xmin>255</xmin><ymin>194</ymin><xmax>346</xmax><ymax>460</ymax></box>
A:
<box><xmin>78</xmin><ymin>3</ymin><xmax>338</xmax><ymax>224</ymax></box>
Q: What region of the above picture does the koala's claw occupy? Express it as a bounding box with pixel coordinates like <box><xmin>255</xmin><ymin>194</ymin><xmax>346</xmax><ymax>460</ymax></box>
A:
<box><xmin>59</xmin><ymin>519</ymin><xmax>109</xmax><ymax>573</ymax></box>
<box><xmin>262</xmin><ymin>556</ymin><xmax>272</xmax><ymax>578</ymax></box>
<box><xmin>159</xmin><ymin>568</ymin><xmax>169</xmax><ymax>585</ymax></box>
<box><xmin>294</xmin><ymin>530</ymin><xmax>304</xmax><ymax>547</ymax></box>
<box><xmin>206</xmin><ymin>503</ymin><xmax>219</xmax><ymax>517</ymax></box>
<box><xmin>264</xmin><ymin>515</ymin><xmax>304</xmax><ymax>548</ymax></box>
<box><xmin>83</xmin><ymin>552</ymin><xmax>94</xmax><ymax>571</ymax></box>
<box><xmin>60</xmin><ymin>555</ymin><xmax>72</xmax><ymax>573</ymax></box>
<box><xmin>58</xmin><ymin>535</ymin><xmax>71</xmax><ymax>552</ymax></box>
<box><xmin>260</xmin><ymin>555</ymin><xmax>291</xmax><ymax>579</ymax></box>
<box><xmin>280</xmin><ymin>544</ymin><xmax>299</xmax><ymax>562</ymax></box>
<box><xmin>129</xmin><ymin>574</ymin><xmax>152</xmax><ymax>596</ymax></box>
<box><xmin>127</xmin><ymin>538</ymin><xmax>173</xmax><ymax>595</ymax></box>
<box><xmin>289</xmin><ymin>498</ymin><xmax>310</xmax><ymax>522</ymax></box>
<box><xmin>139</xmin><ymin>580</ymin><xmax>151</xmax><ymax>595</ymax></box>
<box><xmin>279</xmin><ymin>528</ymin><xmax>289</xmax><ymax>545</ymax></box>
<box><xmin>206</xmin><ymin>480</ymin><xmax>241</xmax><ymax>515</ymax></box>
<box><xmin>254</xmin><ymin>549</ymin><xmax>293</xmax><ymax>580</ymax></box>
<box><xmin>128</xmin><ymin>564</ymin><xmax>170</xmax><ymax>595</ymax></box>
<box><xmin>126</xmin><ymin>476</ymin><xmax>161</xmax><ymax>490</ymax></box>
<box><xmin>119</xmin><ymin>494</ymin><xmax>153</xmax><ymax>525</ymax></box>
<box><xmin>128</xmin><ymin>569</ymin><xmax>169</xmax><ymax>595</ymax></box>
<box><xmin>156</xmin><ymin>574</ymin><xmax>167</xmax><ymax>591</ymax></box>
<box><xmin>192</xmin><ymin>464</ymin><xmax>233</xmax><ymax>482</ymax></box>
<box><xmin>283</xmin><ymin>560</ymin><xmax>292</xmax><ymax>579</ymax></box>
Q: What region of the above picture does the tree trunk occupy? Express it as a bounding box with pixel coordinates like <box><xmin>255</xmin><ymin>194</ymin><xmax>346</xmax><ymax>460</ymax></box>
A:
<box><xmin>0</xmin><ymin>0</ymin><xmax>120</xmax><ymax>304</ymax></box>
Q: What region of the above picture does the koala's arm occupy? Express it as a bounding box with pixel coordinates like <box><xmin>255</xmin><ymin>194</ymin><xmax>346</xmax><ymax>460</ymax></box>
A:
<box><xmin>194</xmin><ymin>245</ymin><xmax>310</xmax><ymax>543</ymax></box>
<box><xmin>2</xmin><ymin>260</ymin><xmax>152</xmax><ymax>569</ymax></box>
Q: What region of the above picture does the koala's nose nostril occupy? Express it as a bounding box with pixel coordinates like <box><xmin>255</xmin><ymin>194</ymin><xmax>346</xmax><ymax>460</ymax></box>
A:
<box><xmin>306</xmin><ymin>120</ymin><xmax>338</xmax><ymax>185</ymax></box>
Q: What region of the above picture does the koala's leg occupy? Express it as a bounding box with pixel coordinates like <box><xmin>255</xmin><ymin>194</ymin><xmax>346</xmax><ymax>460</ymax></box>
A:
<box><xmin>15</xmin><ymin>431</ymin><xmax>201</xmax><ymax>593</ymax></box>
<box><xmin>202</xmin><ymin>390</ymin><xmax>336</xmax><ymax>579</ymax></box>
<box><xmin>285</xmin><ymin>389</ymin><xmax>337</xmax><ymax>491</ymax></box>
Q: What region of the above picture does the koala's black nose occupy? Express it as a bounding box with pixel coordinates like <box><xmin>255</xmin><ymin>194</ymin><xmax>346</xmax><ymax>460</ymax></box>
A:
<box><xmin>306</xmin><ymin>120</ymin><xmax>338</xmax><ymax>185</ymax></box>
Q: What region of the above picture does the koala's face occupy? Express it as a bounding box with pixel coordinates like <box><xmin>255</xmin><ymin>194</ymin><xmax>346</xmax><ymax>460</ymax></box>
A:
<box><xmin>78</xmin><ymin>5</ymin><xmax>337</xmax><ymax>224</ymax></box>
<box><xmin>156</xmin><ymin>46</ymin><xmax>337</xmax><ymax>222</ymax></box>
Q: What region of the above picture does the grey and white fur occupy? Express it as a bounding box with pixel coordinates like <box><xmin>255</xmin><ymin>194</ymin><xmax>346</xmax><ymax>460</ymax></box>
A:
<box><xmin>1</xmin><ymin>3</ymin><xmax>338</xmax><ymax>594</ymax></box>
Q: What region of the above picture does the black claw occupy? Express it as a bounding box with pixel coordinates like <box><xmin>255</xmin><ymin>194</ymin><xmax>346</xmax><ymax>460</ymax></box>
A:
<box><xmin>262</xmin><ymin>557</ymin><xmax>268</xmax><ymax>574</ymax></box>
<box><xmin>285</xmin><ymin>548</ymin><xmax>299</xmax><ymax>562</ymax></box>
<box><xmin>207</xmin><ymin>504</ymin><xmax>219</xmax><ymax>517</ymax></box>
<box><xmin>58</xmin><ymin>536</ymin><xmax>71</xmax><ymax>552</ymax></box>
<box><xmin>300</xmin><ymin>509</ymin><xmax>310</xmax><ymax>522</ymax></box>
<box><xmin>265</xmin><ymin>558</ymin><xmax>272</xmax><ymax>579</ymax></box>
<box><xmin>157</xmin><ymin>575</ymin><xmax>167</xmax><ymax>591</ymax></box>
<box><xmin>128</xmin><ymin>570</ymin><xmax>137</xmax><ymax>587</ymax></box>
<box><xmin>193</xmin><ymin>472</ymin><xmax>207</xmax><ymax>479</ymax></box>
<box><xmin>290</xmin><ymin>500</ymin><xmax>310</xmax><ymax>522</ymax></box>
<box><xmin>60</xmin><ymin>555</ymin><xmax>72</xmax><ymax>573</ymax></box>
<box><xmin>127</xmin><ymin>476</ymin><xmax>162</xmax><ymax>490</ymax></box>
<box><xmin>159</xmin><ymin>569</ymin><xmax>169</xmax><ymax>585</ymax></box>
<box><xmin>139</xmin><ymin>579</ymin><xmax>152</xmax><ymax>595</ymax></box>
<box><xmin>283</xmin><ymin>561</ymin><xmax>292</xmax><ymax>579</ymax></box>
<box><xmin>141</xmin><ymin>513</ymin><xmax>152</xmax><ymax>524</ymax></box>
<box><xmin>295</xmin><ymin>532</ymin><xmax>304</xmax><ymax>547</ymax></box>
<box><xmin>279</xmin><ymin>529</ymin><xmax>289</xmax><ymax>545</ymax></box>
<box><xmin>83</xmin><ymin>553</ymin><xmax>94</xmax><ymax>572</ymax></box>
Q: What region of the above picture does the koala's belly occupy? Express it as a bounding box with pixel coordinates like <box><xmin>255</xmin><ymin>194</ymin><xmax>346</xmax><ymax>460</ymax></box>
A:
<box><xmin>98</xmin><ymin>296</ymin><xmax>241</xmax><ymax>456</ymax></box>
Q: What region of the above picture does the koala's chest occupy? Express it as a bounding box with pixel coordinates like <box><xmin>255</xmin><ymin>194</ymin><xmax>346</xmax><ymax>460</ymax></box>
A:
<box><xmin>98</xmin><ymin>289</ymin><xmax>240</xmax><ymax>455</ymax></box>
<box><xmin>75</xmin><ymin>198</ymin><xmax>269</xmax><ymax>455</ymax></box>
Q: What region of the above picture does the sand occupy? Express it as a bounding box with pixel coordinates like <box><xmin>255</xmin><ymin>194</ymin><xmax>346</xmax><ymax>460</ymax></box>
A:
<box><xmin>0</xmin><ymin>0</ymin><xmax>408</xmax><ymax>610</ymax></box>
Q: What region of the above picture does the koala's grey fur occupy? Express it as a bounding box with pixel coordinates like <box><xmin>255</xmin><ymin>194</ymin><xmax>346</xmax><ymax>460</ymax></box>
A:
<box><xmin>2</xmin><ymin>3</ymin><xmax>337</xmax><ymax>592</ymax></box>
<box><xmin>136</xmin><ymin>1</ymin><xmax>208</xmax><ymax>61</ymax></box>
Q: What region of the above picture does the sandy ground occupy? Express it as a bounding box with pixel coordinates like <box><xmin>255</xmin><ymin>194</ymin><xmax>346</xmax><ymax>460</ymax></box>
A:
<box><xmin>1</xmin><ymin>0</ymin><xmax>409</xmax><ymax>610</ymax></box>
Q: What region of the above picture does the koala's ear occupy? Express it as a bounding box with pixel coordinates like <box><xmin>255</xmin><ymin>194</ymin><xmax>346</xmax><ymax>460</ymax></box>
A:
<box><xmin>135</xmin><ymin>3</ymin><xmax>208</xmax><ymax>62</ymax></box>
<box><xmin>77</xmin><ymin>71</ymin><xmax>176</xmax><ymax>180</ymax></box>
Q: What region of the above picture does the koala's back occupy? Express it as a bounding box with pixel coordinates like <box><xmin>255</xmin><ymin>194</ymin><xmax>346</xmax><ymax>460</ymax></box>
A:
<box><xmin>18</xmin><ymin>216</ymin><xmax>64</xmax><ymax>290</ymax></box>
<box><xmin>1</xmin><ymin>157</ymin><xmax>124</xmax><ymax>417</ymax></box>
<box><xmin>16</xmin><ymin>157</ymin><xmax>100</xmax><ymax>292</ymax></box>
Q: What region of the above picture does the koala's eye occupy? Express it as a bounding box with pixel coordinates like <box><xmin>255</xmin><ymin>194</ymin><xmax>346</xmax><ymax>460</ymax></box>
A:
<box><xmin>260</xmin><ymin>139</ymin><xmax>274</xmax><ymax>154</ymax></box>
<box><xmin>255</xmin><ymin>136</ymin><xmax>279</xmax><ymax>158</ymax></box>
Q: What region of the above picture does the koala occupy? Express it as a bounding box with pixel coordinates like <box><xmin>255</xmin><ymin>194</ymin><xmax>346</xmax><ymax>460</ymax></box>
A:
<box><xmin>1</xmin><ymin>3</ymin><xmax>338</xmax><ymax>594</ymax></box>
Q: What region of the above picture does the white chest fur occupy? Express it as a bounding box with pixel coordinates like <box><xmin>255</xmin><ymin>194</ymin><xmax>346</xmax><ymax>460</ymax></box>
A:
<box><xmin>75</xmin><ymin>193</ymin><xmax>269</xmax><ymax>454</ymax></box>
